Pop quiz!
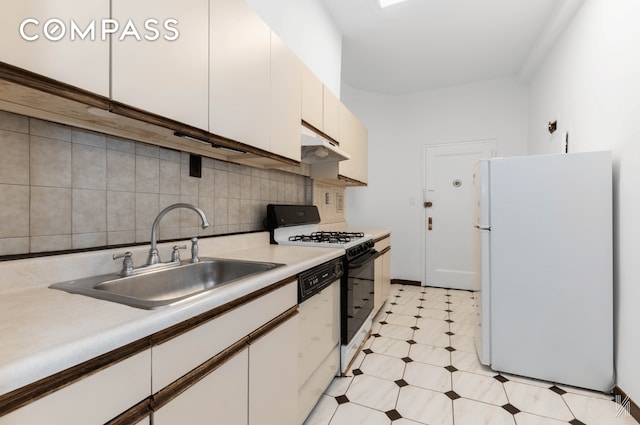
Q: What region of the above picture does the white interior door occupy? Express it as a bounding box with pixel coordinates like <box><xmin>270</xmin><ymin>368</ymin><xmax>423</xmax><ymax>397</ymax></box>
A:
<box><xmin>424</xmin><ymin>141</ymin><xmax>496</xmax><ymax>290</ymax></box>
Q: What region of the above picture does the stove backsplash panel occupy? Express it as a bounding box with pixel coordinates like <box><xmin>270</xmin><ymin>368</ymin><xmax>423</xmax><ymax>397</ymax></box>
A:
<box><xmin>312</xmin><ymin>180</ymin><xmax>346</xmax><ymax>225</ymax></box>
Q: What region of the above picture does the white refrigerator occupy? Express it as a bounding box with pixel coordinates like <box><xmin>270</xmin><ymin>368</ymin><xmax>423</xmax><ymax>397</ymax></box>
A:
<box><xmin>472</xmin><ymin>151</ymin><xmax>614</xmax><ymax>392</ymax></box>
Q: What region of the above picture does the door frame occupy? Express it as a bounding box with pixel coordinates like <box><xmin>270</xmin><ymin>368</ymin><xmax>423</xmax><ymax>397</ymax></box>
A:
<box><xmin>421</xmin><ymin>139</ymin><xmax>497</xmax><ymax>287</ymax></box>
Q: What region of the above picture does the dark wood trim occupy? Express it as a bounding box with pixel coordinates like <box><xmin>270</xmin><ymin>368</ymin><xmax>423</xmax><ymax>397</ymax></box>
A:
<box><xmin>109</xmin><ymin>100</ymin><xmax>211</xmax><ymax>142</ymax></box>
<box><xmin>0</xmin><ymin>337</ymin><xmax>152</xmax><ymax>416</ymax></box>
<box><xmin>613</xmin><ymin>386</ymin><xmax>640</xmax><ymax>423</ymax></box>
<box><xmin>0</xmin><ymin>230</ymin><xmax>266</xmax><ymax>262</ymax></box>
<box><xmin>105</xmin><ymin>398</ymin><xmax>152</xmax><ymax>425</ymax></box>
<box><xmin>373</xmin><ymin>234</ymin><xmax>390</xmax><ymax>244</ymax></box>
<box><xmin>150</xmin><ymin>277</ymin><xmax>296</xmax><ymax>346</ymax></box>
<box><xmin>301</xmin><ymin>120</ymin><xmax>340</xmax><ymax>146</ymax></box>
<box><xmin>150</xmin><ymin>337</ymin><xmax>249</xmax><ymax>411</ymax></box>
<box><xmin>391</xmin><ymin>279</ymin><xmax>421</xmax><ymax>287</ymax></box>
<box><xmin>0</xmin><ymin>61</ymin><xmax>109</xmax><ymax>109</ymax></box>
<box><xmin>248</xmin><ymin>306</ymin><xmax>299</xmax><ymax>345</ymax></box>
<box><xmin>337</xmin><ymin>174</ymin><xmax>367</xmax><ymax>187</ymax></box>
<box><xmin>105</xmin><ymin>102</ymin><xmax>300</xmax><ymax>169</ymax></box>
<box><xmin>378</xmin><ymin>246</ymin><xmax>391</xmax><ymax>256</ymax></box>
<box><xmin>0</xmin><ymin>61</ymin><xmax>300</xmax><ymax>169</ymax></box>
<box><xmin>0</xmin><ymin>277</ymin><xmax>296</xmax><ymax>417</ymax></box>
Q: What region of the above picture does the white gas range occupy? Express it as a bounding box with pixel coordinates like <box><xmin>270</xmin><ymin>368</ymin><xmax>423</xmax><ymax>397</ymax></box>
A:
<box><xmin>266</xmin><ymin>204</ymin><xmax>378</xmax><ymax>377</ymax></box>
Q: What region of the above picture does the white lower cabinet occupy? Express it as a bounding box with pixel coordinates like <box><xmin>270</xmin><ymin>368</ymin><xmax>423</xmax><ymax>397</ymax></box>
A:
<box><xmin>374</xmin><ymin>237</ymin><xmax>392</xmax><ymax>312</ymax></box>
<box><xmin>153</xmin><ymin>349</ymin><xmax>249</xmax><ymax>425</ymax></box>
<box><xmin>0</xmin><ymin>282</ymin><xmax>298</xmax><ymax>425</ymax></box>
<box><xmin>249</xmin><ymin>316</ymin><xmax>298</xmax><ymax>425</ymax></box>
<box><xmin>151</xmin><ymin>280</ymin><xmax>298</xmax><ymax>425</ymax></box>
<box><xmin>0</xmin><ymin>350</ymin><xmax>151</xmax><ymax>425</ymax></box>
<box><xmin>152</xmin><ymin>314</ymin><xmax>298</xmax><ymax>425</ymax></box>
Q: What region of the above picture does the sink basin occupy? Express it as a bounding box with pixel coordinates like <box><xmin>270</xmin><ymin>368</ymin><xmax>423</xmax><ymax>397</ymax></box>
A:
<box><xmin>49</xmin><ymin>258</ymin><xmax>284</xmax><ymax>309</ymax></box>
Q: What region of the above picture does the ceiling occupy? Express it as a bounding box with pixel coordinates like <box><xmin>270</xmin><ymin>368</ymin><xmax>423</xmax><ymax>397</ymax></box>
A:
<box><xmin>319</xmin><ymin>0</ymin><xmax>579</xmax><ymax>94</ymax></box>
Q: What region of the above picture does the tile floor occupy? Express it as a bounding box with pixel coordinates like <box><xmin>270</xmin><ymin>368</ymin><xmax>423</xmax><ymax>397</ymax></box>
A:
<box><xmin>303</xmin><ymin>284</ymin><xmax>637</xmax><ymax>425</ymax></box>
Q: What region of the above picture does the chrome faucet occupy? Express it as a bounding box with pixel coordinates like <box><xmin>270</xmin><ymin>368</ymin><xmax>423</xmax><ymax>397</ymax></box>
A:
<box><xmin>147</xmin><ymin>203</ymin><xmax>210</xmax><ymax>265</ymax></box>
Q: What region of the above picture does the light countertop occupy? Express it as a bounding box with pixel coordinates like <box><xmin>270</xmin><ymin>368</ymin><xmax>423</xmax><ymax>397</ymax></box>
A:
<box><xmin>358</xmin><ymin>229</ymin><xmax>391</xmax><ymax>241</ymax></box>
<box><xmin>0</xmin><ymin>233</ymin><xmax>343</xmax><ymax>395</ymax></box>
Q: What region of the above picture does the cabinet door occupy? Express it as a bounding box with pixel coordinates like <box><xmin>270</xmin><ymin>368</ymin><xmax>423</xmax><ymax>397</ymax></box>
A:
<box><xmin>382</xmin><ymin>250</ymin><xmax>391</xmax><ymax>301</ymax></box>
<box><xmin>339</xmin><ymin>104</ymin><xmax>368</xmax><ymax>184</ymax></box>
<box><xmin>0</xmin><ymin>1</ymin><xmax>109</xmax><ymax>96</ymax></box>
<box><xmin>374</xmin><ymin>255</ymin><xmax>384</xmax><ymax>312</ymax></box>
<box><xmin>270</xmin><ymin>32</ymin><xmax>302</xmax><ymax>162</ymax></box>
<box><xmin>152</xmin><ymin>281</ymin><xmax>296</xmax><ymax>393</ymax></box>
<box><xmin>153</xmin><ymin>349</ymin><xmax>248</xmax><ymax>425</ymax></box>
<box><xmin>323</xmin><ymin>86</ymin><xmax>341</xmax><ymax>141</ymax></box>
<box><xmin>111</xmin><ymin>0</ymin><xmax>209</xmax><ymax>130</ymax></box>
<box><xmin>210</xmin><ymin>0</ymin><xmax>271</xmax><ymax>150</ymax></box>
<box><xmin>301</xmin><ymin>66</ymin><xmax>323</xmax><ymax>132</ymax></box>
<box><xmin>249</xmin><ymin>316</ymin><xmax>298</xmax><ymax>425</ymax></box>
<box><xmin>375</xmin><ymin>238</ymin><xmax>391</xmax><ymax>308</ymax></box>
<box><xmin>0</xmin><ymin>350</ymin><xmax>151</xmax><ymax>425</ymax></box>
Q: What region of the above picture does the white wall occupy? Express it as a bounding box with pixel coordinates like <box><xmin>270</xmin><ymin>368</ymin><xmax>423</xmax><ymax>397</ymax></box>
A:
<box><xmin>527</xmin><ymin>0</ymin><xmax>640</xmax><ymax>401</ymax></box>
<box><xmin>342</xmin><ymin>77</ymin><xmax>529</xmax><ymax>281</ymax></box>
<box><xmin>245</xmin><ymin>0</ymin><xmax>342</xmax><ymax>97</ymax></box>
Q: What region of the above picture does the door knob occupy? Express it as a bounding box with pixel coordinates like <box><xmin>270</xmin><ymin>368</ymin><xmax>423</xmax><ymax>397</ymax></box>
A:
<box><xmin>424</xmin><ymin>201</ymin><xmax>433</xmax><ymax>208</ymax></box>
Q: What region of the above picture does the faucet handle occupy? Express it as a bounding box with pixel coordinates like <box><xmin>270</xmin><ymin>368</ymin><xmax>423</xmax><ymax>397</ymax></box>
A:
<box><xmin>171</xmin><ymin>245</ymin><xmax>188</xmax><ymax>262</ymax></box>
<box><xmin>113</xmin><ymin>251</ymin><xmax>134</xmax><ymax>277</ymax></box>
<box><xmin>190</xmin><ymin>237</ymin><xmax>200</xmax><ymax>263</ymax></box>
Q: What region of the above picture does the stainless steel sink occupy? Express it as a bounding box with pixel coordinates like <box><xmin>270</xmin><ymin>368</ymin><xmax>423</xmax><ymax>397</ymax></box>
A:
<box><xmin>49</xmin><ymin>258</ymin><xmax>284</xmax><ymax>309</ymax></box>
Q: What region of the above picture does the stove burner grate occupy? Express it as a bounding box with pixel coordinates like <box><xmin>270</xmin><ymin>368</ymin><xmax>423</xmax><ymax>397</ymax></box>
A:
<box><xmin>288</xmin><ymin>231</ymin><xmax>365</xmax><ymax>244</ymax></box>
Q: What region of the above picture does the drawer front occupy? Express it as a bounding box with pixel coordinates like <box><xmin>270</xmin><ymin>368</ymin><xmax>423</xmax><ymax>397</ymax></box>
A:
<box><xmin>374</xmin><ymin>236</ymin><xmax>390</xmax><ymax>251</ymax></box>
<box><xmin>152</xmin><ymin>281</ymin><xmax>296</xmax><ymax>392</ymax></box>
<box><xmin>0</xmin><ymin>350</ymin><xmax>151</xmax><ymax>425</ymax></box>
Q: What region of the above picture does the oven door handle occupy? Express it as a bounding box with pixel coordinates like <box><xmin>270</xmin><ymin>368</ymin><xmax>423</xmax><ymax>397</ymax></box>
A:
<box><xmin>348</xmin><ymin>249</ymin><xmax>379</xmax><ymax>269</ymax></box>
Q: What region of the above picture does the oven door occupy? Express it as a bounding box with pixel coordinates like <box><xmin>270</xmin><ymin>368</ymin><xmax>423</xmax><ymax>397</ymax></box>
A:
<box><xmin>341</xmin><ymin>249</ymin><xmax>378</xmax><ymax>346</ymax></box>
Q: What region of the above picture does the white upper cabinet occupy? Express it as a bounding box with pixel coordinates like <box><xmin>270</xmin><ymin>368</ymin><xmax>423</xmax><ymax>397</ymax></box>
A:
<box><xmin>301</xmin><ymin>67</ymin><xmax>341</xmax><ymax>143</ymax></box>
<box><xmin>210</xmin><ymin>0</ymin><xmax>271</xmax><ymax>151</ymax></box>
<box><xmin>0</xmin><ymin>1</ymin><xmax>110</xmax><ymax>96</ymax></box>
<box><xmin>301</xmin><ymin>65</ymin><xmax>323</xmax><ymax>132</ymax></box>
<box><xmin>339</xmin><ymin>103</ymin><xmax>368</xmax><ymax>184</ymax></box>
<box><xmin>270</xmin><ymin>32</ymin><xmax>302</xmax><ymax>162</ymax></box>
<box><xmin>322</xmin><ymin>86</ymin><xmax>340</xmax><ymax>142</ymax></box>
<box><xmin>111</xmin><ymin>0</ymin><xmax>209</xmax><ymax>130</ymax></box>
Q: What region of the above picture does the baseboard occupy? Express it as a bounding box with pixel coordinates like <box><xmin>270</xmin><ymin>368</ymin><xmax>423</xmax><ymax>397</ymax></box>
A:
<box><xmin>613</xmin><ymin>386</ymin><xmax>640</xmax><ymax>423</ymax></box>
<box><xmin>391</xmin><ymin>279</ymin><xmax>421</xmax><ymax>287</ymax></box>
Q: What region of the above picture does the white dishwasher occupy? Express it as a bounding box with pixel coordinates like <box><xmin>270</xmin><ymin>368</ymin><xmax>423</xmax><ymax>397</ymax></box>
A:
<box><xmin>297</xmin><ymin>257</ymin><xmax>343</xmax><ymax>425</ymax></box>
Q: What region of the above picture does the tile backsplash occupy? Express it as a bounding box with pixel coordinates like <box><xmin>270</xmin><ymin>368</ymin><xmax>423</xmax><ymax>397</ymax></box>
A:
<box><xmin>0</xmin><ymin>110</ymin><xmax>311</xmax><ymax>256</ymax></box>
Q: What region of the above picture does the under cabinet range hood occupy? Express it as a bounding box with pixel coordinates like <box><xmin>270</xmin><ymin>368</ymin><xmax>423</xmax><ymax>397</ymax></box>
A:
<box><xmin>300</xmin><ymin>126</ymin><xmax>350</xmax><ymax>164</ymax></box>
